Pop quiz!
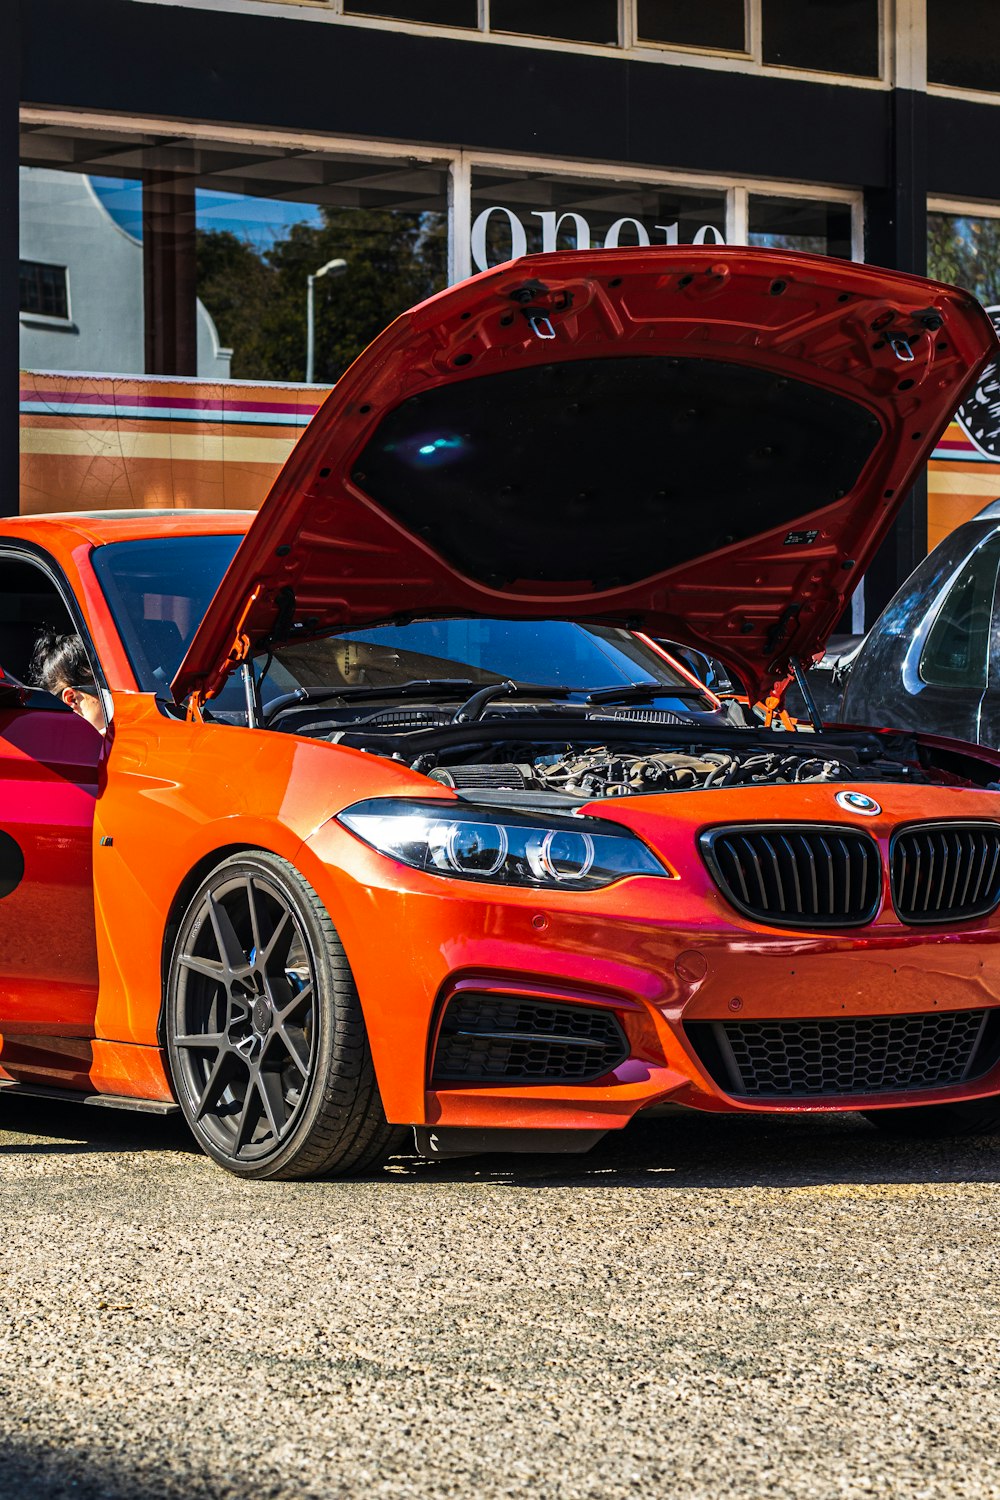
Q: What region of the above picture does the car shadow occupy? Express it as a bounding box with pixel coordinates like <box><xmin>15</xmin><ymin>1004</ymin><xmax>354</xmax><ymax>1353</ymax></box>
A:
<box><xmin>0</xmin><ymin>1094</ymin><xmax>198</xmax><ymax>1156</ymax></box>
<box><xmin>379</xmin><ymin>1110</ymin><xmax>1000</xmax><ymax>1191</ymax></box>
<box><xmin>3</xmin><ymin>1093</ymin><xmax>998</xmax><ymax>1188</ymax></box>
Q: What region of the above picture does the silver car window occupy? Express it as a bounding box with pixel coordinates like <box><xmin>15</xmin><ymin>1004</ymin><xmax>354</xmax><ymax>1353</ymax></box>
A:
<box><xmin>919</xmin><ymin>531</ymin><xmax>1000</xmax><ymax>690</ymax></box>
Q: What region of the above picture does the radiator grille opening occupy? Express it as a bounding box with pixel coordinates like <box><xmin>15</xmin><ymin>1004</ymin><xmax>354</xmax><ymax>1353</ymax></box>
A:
<box><xmin>891</xmin><ymin>823</ymin><xmax>1000</xmax><ymax>924</ymax></box>
<box><xmin>687</xmin><ymin>1009</ymin><xmax>1000</xmax><ymax>1099</ymax></box>
<box><xmin>701</xmin><ymin>824</ymin><xmax>881</xmax><ymax>927</ymax></box>
<box><xmin>431</xmin><ymin>993</ymin><xmax>628</xmax><ymax>1086</ymax></box>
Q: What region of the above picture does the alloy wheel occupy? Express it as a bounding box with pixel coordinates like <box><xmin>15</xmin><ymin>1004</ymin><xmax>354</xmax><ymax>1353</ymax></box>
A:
<box><xmin>169</xmin><ymin>868</ymin><xmax>317</xmax><ymax>1164</ymax></box>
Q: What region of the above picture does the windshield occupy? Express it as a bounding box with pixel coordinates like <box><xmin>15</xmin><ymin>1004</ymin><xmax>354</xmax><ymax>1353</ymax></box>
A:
<box><xmin>263</xmin><ymin>620</ymin><xmax>709</xmax><ymax>703</ymax></box>
<box><xmin>91</xmin><ymin>534</ymin><xmax>715</xmax><ymax>712</ymax></box>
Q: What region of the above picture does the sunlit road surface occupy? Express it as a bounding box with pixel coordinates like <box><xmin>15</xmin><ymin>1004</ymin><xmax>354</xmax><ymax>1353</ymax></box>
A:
<box><xmin>2</xmin><ymin>1099</ymin><xmax>999</xmax><ymax>1500</ymax></box>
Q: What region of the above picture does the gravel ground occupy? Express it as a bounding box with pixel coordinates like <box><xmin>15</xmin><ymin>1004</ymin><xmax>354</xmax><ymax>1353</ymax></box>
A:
<box><xmin>2</xmin><ymin>1099</ymin><xmax>999</xmax><ymax>1500</ymax></box>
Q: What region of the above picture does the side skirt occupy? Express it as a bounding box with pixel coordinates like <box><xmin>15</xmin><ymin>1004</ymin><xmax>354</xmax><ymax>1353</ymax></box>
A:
<box><xmin>0</xmin><ymin>1079</ymin><xmax>179</xmax><ymax>1114</ymax></box>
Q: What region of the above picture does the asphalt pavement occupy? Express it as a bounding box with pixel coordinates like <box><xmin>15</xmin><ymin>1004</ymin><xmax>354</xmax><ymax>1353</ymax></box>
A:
<box><xmin>2</xmin><ymin>1098</ymin><xmax>999</xmax><ymax>1500</ymax></box>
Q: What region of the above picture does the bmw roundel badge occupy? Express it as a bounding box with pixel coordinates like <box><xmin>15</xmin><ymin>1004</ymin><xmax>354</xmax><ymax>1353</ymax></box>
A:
<box><xmin>835</xmin><ymin>790</ymin><xmax>881</xmax><ymax>816</ymax></box>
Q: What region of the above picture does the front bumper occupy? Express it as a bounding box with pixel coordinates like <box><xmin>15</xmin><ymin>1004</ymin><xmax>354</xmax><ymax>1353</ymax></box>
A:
<box><xmin>302</xmin><ymin>796</ymin><xmax>1000</xmax><ymax>1137</ymax></box>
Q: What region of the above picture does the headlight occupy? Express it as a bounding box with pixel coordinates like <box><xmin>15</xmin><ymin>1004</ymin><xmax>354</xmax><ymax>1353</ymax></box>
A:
<box><xmin>338</xmin><ymin>798</ymin><xmax>671</xmax><ymax>890</ymax></box>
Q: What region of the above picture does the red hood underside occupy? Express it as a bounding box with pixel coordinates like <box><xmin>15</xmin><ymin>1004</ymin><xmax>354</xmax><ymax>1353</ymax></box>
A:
<box><xmin>172</xmin><ymin>247</ymin><xmax>998</xmax><ymax>705</ymax></box>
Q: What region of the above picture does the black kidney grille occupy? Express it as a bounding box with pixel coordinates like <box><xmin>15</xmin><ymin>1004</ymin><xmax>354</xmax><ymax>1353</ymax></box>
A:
<box><xmin>431</xmin><ymin>994</ymin><xmax>628</xmax><ymax>1086</ymax></box>
<box><xmin>687</xmin><ymin>1009</ymin><xmax>1000</xmax><ymax>1098</ymax></box>
<box><xmin>701</xmin><ymin>824</ymin><xmax>881</xmax><ymax>927</ymax></box>
<box><xmin>891</xmin><ymin>823</ymin><xmax>1000</xmax><ymax>923</ymax></box>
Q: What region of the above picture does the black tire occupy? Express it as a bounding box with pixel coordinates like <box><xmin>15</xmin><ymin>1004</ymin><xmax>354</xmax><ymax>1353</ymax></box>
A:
<box><xmin>166</xmin><ymin>851</ymin><xmax>403</xmax><ymax>1180</ymax></box>
<box><xmin>862</xmin><ymin>1096</ymin><xmax>1000</xmax><ymax>1139</ymax></box>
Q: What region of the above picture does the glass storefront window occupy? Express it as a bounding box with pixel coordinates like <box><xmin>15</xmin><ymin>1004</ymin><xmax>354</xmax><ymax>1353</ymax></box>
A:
<box><xmin>928</xmin><ymin>0</ymin><xmax>1000</xmax><ymax>94</ymax></box>
<box><xmin>19</xmin><ymin>119</ymin><xmax>862</xmax><ymax>389</ymax></box>
<box><xmin>928</xmin><ymin>213</ymin><xmax>1000</xmax><ymax>305</ymax></box>
<box><xmin>636</xmin><ymin>0</ymin><xmax>746</xmax><ymax>52</ymax></box>
<box><xmin>928</xmin><ymin>210</ymin><xmax>1000</xmax><ymax>463</ymax></box>
<box><xmin>490</xmin><ymin>1</ymin><xmax>619</xmax><ymax>44</ymax></box>
<box><xmin>469</xmin><ymin>171</ymin><xmax>726</xmax><ymax>272</ymax></box>
<box><xmin>761</xmin><ymin>0</ymin><xmax>880</xmax><ymax>77</ymax></box>
<box><xmin>748</xmin><ymin>194</ymin><xmax>853</xmax><ymax>259</ymax></box>
<box><xmin>344</xmin><ymin>0</ymin><xmax>477</xmax><ymax>27</ymax></box>
<box><xmin>346</xmin><ymin>0</ymin><xmax>620</xmax><ymax>44</ymax></box>
<box><xmin>18</xmin><ymin>126</ymin><xmax>449</xmax><ymax>384</ymax></box>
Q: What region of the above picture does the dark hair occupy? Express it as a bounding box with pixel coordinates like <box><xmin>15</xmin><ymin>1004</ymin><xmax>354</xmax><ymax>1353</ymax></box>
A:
<box><xmin>30</xmin><ymin>630</ymin><xmax>95</xmax><ymax>697</ymax></box>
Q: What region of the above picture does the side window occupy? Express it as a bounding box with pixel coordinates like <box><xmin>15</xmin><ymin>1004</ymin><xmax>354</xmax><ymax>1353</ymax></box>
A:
<box><xmin>0</xmin><ymin>555</ymin><xmax>77</xmax><ymax>696</ymax></box>
<box><xmin>919</xmin><ymin>534</ymin><xmax>1000</xmax><ymax>690</ymax></box>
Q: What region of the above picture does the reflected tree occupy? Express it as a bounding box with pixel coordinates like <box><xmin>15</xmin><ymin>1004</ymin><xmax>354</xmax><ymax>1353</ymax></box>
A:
<box><xmin>197</xmin><ymin>207</ymin><xmax>448</xmax><ymax>383</ymax></box>
<box><xmin>928</xmin><ymin>214</ymin><xmax>1000</xmax><ymax>305</ymax></box>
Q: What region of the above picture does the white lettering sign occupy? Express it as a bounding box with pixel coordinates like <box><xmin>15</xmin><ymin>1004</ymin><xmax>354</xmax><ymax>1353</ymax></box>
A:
<box><xmin>470</xmin><ymin>205</ymin><xmax>726</xmax><ymax>271</ymax></box>
<box><xmin>470</xmin><ymin>206</ymin><xmax>528</xmax><ymax>272</ymax></box>
<box><xmin>603</xmin><ymin>217</ymin><xmax>651</xmax><ymax>249</ymax></box>
<box><xmin>531</xmin><ymin>210</ymin><xmax>590</xmax><ymax>253</ymax></box>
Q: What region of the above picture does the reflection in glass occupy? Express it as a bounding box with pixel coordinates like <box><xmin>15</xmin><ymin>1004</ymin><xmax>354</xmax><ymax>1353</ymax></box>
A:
<box><xmin>19</xmin><ymin>260</ymin><xmax>70</xmax><ymax>321</ymax></box>
<box><xmin>928</xmin><ymin>213</ymin><xmax>1000</xmax><ymax>305</ymax></box>
<box><xmin>928</xmin><ymin>212</ymin><xmax>1000</xmax><ymax>462</ymax></box>
<box><xmin>748</xmin><ymin>195</ymin><xmax>853</xmax><ymax>260</ymax></box>
<box><xmin>18</xmin><ymin>125</ymin><xmax>450</xmax><ymax>384</ymax></box>
<box><xmin>19</xmin><ymin>168</ymin><xmax>154</xmax><ymax>376</ymax></box>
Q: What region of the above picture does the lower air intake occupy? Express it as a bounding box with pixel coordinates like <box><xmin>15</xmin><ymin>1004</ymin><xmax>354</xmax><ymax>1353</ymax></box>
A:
<box><xmin>432</xmin><ymin>993</ymin><xmax>628</xmax><ymax>1086</ymax></box>
<box><xmin>687</xmin><ymin>1009</ymin><xmax>1000</xmax><ymax>1098</ymax></box>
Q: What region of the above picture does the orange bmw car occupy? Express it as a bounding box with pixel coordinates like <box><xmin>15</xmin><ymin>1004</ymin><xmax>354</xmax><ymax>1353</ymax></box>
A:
<box><xmin>5</xmin><ymin>247</ymin><xmax>1000</xmax><ymax>1179</ymax></box>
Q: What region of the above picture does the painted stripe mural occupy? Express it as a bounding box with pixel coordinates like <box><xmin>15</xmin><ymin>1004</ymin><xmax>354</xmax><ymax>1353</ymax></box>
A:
<box><xmin>19</xmin><ymin>371</ymin><xmax>1000</xmax><ymax>553</ymax></box>
<box><xmin>929</xmin><ymin>421</ymin><xmax>1000</xmax><ymax>551</ymax></box>
<box><xmin>19</xmin><ymin>372</ymin><xmax>331</xmax><ymax>516</ymax></box>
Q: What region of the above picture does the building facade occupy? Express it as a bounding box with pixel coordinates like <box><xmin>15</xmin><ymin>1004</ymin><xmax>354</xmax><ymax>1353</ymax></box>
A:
<box><xmin>8</xmin><ymin>0</ymin><xmax>1000</xmax><ymax>620</ymax></box>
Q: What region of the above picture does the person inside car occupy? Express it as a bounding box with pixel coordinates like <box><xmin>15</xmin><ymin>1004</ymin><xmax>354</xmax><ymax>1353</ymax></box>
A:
<box><xmin>30</xmin><ymin>629</ymin><xmax>106</xmax><ymax>734</ymax></box>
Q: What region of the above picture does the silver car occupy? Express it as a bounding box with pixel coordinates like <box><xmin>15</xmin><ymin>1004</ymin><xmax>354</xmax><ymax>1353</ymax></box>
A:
<box><xmin>840</xmin><ymin>499</ymin><xmax>1000</xmax><ymax>748</ymax></box>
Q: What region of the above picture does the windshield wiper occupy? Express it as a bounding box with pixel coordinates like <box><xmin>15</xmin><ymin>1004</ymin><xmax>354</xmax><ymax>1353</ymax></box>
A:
<box><xmin>264</xmin><ymin>677</ymin><xmax>582</xmax><ymax>728</ymax></box>
<box><xmin>262</xmin><ymin>678</ymin><xmax>480</xmax><ymax>726</ymax></box>
<box><xmin>586</xmin><ymin>682</ymin><xmax>710</xmax><ymax>705</ymax></box>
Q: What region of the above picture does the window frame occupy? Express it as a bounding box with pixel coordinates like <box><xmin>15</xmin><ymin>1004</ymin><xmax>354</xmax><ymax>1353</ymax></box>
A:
<box><xmin>19</xmin><ymin>107</ymin><xmax>867</xmax><ymax>356</ymax></box>
<box><xmin>0</xmin><ymin>541</ymin><xmax>112</xmax><ymax>720</ymax></box>
<box><xmin>18</xmin><ymin>258</ymin><xmax>73</xmax><ymax>328</ymax></box>
<box><xmin>142</xmin><ymin>0</ymin><xmax>891</xmax><ymax>89</ymax></box>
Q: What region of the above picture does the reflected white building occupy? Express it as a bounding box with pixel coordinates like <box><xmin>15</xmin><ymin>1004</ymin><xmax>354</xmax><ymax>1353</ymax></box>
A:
<box><xmin>19</xmin><ymin>168</ymin><xmax>232</xmax><ymax>379</ymax></box>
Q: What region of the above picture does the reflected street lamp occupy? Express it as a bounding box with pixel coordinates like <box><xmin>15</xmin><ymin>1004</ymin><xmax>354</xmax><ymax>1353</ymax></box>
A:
<box><xmin>306</xmin><ymin>257</ymin><xmax>348</xmax><ymax>384</ymax></box>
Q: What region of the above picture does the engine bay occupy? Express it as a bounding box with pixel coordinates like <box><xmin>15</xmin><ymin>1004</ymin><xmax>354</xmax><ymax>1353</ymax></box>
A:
<box><xmin>425</xmin><ymin>744</ymin><xmax>920</xmax><ymax>800</ymax></box>
<box><xmin>265</xmin><ymin>696</ymin><xmax>970</xmax><ymax>802</ymax></box>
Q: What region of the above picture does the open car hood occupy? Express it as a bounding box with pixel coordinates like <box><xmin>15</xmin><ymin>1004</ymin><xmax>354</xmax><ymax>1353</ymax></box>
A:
<box><xmin>173</xmin><ymin>247</ymin><xmax>998</xmax><ymax>706</ymax></box>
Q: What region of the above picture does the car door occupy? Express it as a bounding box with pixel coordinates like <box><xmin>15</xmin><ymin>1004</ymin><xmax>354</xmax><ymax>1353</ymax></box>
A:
<box><xmin>0</xmin><ymin>550</ymin><xmax>104</xmax><ymax>1037</ymax></box>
